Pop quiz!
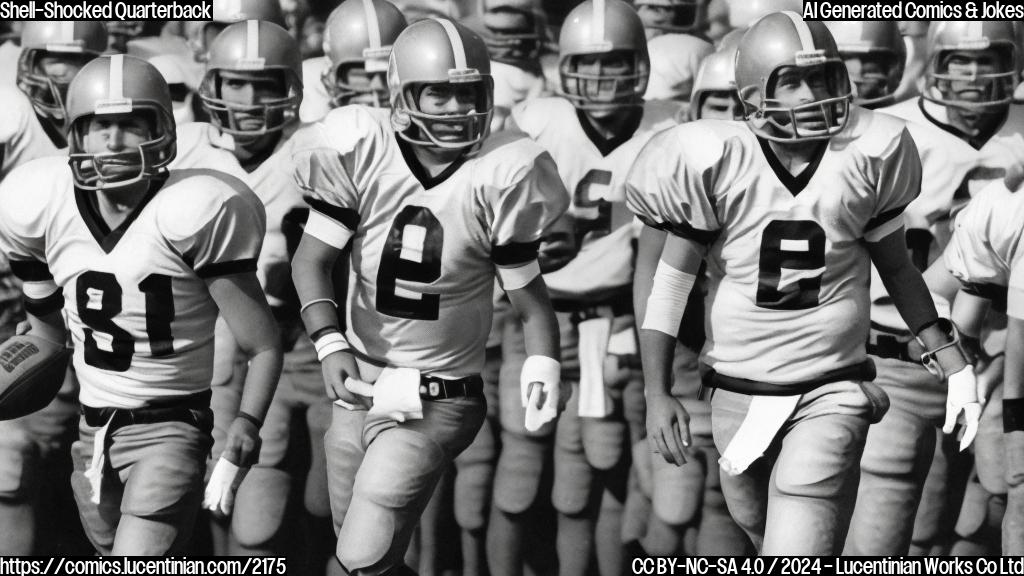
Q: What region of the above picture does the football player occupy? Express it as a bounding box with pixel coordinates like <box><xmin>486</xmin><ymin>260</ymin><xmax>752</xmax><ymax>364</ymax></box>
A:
<box><xmin>186</xmin><ymin>0</ymin><xmax>286</xmax><ymax>63</ymax></box>
<box><xmin>0</xmin><ymin>54</ymin><xmax>281</xmax><ymax>555</ymax></box>
<box><xmin>191</xmin><ymin>20</ymin><xmax>334</xmax><ymax>560</ymax></box>
<box><xmin>628</xmin><ymin>12</ymin><xmax>980</xmax><ymax>555</ymax></box>
<box><xmin>943</xmin><ymin>176</ymin><xmax>1024</xmax><ymax>554</ymax></box>
<box><xmin>300</xmin><ymin>0</ymin><xmax>407</xmax><ymax>123</ymax></box>
<box><xmin>463</xmin><ymin>0</ymin><xmax>549</xmax><ymax>131</ymax></box>
<box><xmin>627</xmin><ymin>24</ymin><xmax>751</xmax><ymax>558</ymax></box>
<box><xmin>882</xmin><ymin>21</ymin><xmax>1024</xmax><ymax>555</ymax></box>
<box><xmin>290</xmin><ymin>18</ymin><xmax>568</xmax><ymax>575</ymax></box>
<box><xmin>504</xmin><ymin>1</ymin><xmax>678</xmax><ymax>573</ymax></box>
<box><xmin>0</xmin><ymin>21</ymin><xmax>23</xmax><ymax>86</ymax></box>
<box><xmin>631</xmin><ymin>0</ymin><xmax>712</xmax><ymax>108</ymax></box>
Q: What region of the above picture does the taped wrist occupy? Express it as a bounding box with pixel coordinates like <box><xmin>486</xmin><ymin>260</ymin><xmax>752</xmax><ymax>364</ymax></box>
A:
<box><xmin>917</xmin><ymin>318</ymin><xmax>970</xmax><ymax>379</ymax></box>
<box><xmin>314</xmin><ymin>329</ymin><xmax>350</xmax><ymax>361</ymax></box>
<box><xmin>1005</xmin><ymin>398</ymin><xmax>1024</xmax><ymax>433</ymax></box>
<box><xmin>642</xmin><ymin>260</ymin><xmax>696</xmax><ymax>337</ymax></box>
<box><xmin>520</xmin><ymin>355</ymin><xmax>560</xmax><ymax>407</ymax></box>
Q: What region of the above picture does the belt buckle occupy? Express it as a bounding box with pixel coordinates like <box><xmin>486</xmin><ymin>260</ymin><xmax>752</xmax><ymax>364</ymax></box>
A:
<box><xmin>428</xmin><ymin>380</ymin><xmax>441</xmax><ymax>399</ymax></box>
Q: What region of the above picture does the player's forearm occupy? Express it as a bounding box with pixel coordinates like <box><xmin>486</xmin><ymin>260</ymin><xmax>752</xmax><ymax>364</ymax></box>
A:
<box><xmin>870</xmin><ymin>231</ymin><xmax>940</xmax><ymax>334</ymax></box>
<box><xmin>1006</xmin><ymin>317</ymin><xmax>1024</xmax><ymax>400</ymax></box>
<box><xmin>639</xmin><ymin>329</ymin><xmax>675</xmax><ymax>397</ymax></box>
<box><xmin>508</xmin><ymin>277</ymin><xmax>559</xmax><ymax>360</ymax></box>
<box><xmin>292</xmin><ymin>234</ymin><xmax>343</xmax><ymax>336</ymax></box>
<box><xmin>236</xmin><ymin>345</ymin><xmax>283</xmax><ymax>423</ymax></box>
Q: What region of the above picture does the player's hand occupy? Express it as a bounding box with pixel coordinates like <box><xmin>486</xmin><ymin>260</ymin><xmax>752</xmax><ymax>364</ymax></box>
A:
<box><xmin>321</xmin><ymin>351</ymin><xmax>369</xmax><ymax>408</ymax></box>
<box><xmin>222</xmin><ymin>416</ymin><xmax>262</xmax><ymax>469</ymax></box>
<box><xmin>945</xmin><ymin>366</ymin><xmax>982</xmax><ymax>451</ymax></box>
<box><xmin>646</xmin><ymin>392</ymin><xmax>691</xmax><ymax>466</ymax></box>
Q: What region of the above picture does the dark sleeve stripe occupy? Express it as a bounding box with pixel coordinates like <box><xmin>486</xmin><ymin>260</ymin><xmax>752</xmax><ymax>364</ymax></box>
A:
<box><xmin>637</xmin><ymin>215</ymin><xmax>718</xmax><ymax>245</ymax></box>
<box><xmin>865</xmin><ymin>205</ymin><xmax>908</xmax><ymax>231</ymax></box>
<box><xmin>305</xmin><ymin>198</ymin><xmax>360</xmax><ymax>231</ymax></box>
<box><xmin>195</xmin><ymin>258</ymin><xmax>258</xmax><ymax>279</ymax></box>
<box><xmin>492</xmin><ymin>240</ymin><xmax>541</xmax><ymax>266</ymax></box>
<box><xmin>962</xmin><ymin>282</ymin><xmax>1008</xmax><ymax>314</ymax></box>
<box><xmin>23</xmin><ymin>289</ymin><xmax>64</xmax><ymax>316</ymax></box>
<box><xmin>9</xmin><ymin>260</ymin><xmax>53</xmax><ymax>282</ymax></box>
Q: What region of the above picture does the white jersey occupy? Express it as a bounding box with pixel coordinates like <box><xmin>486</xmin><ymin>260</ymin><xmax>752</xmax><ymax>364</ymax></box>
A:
<box><xmin>0</xmin><ymin>41</ymin><xmax>20</xmax><ymax>88</ymax></box>
<box><xmin>512</xmin><ymin>97</ymin><xmax>679</xmax><ymax>301</ymax></box>
<box><xmin>945</xmin><ymin>179</ymin><xmax>1024</xmax><ymax>319</ymax></box>
<box><xmin>884</xmin><ymin>97</ymin><xmax>1024</xmax><ymax>197</ymax></box>
<box><xmin>0</xmin><ymin>157</ymin><xmax>266</xmax><ymax>408</ymax></box>
<box><xmin>627</xmin><ymin>109</ymin><xmax>921</xmax><ymax>385</ymax></box>
<box><xmin>0</xmin><ymin>86</ymin><xmax>64</xmax><ymax>181</ymax></box>
<box><xmin>293</xmin><ymin>106</ymin><xmax>568</xmax><ymax>377</ymax></box>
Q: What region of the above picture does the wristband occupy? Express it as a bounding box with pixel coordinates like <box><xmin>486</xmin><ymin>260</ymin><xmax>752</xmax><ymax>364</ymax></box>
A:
<box><xmin>236</xmin><ymin>411</ymin><xmax>263</xmax><ymax>428</ymax></box>
<box><xmin>918</xmin><ymin>318</ymin><xmax>970</xmax><ymax>380</ymax></box>
<box><xmin>520</xmin><ymin>355</ymin><xmax>561</xmax><ymax>407</ymax></box>
<box><xmin>315</xmin><ymin>330</ymin><xmax>350</xmax><ymax>361</ymax></box>
<box><xmin>1005</xmin><ymin>398</ymin><xmax>1024</xmax><ymax>433</ymax></box>
<box><xmin>642</xmin><ymin>260</ymin><xmax>696</xmax><ymax>337</ymax></box>
<box><xmin>300</xmin><ymin>298</ymin><xmax>337</xmax><ymax>315</ymax></box>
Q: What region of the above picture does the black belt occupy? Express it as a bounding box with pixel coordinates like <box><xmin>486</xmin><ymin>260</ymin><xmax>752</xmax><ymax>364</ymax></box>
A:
<box><xmin>419</xmin><ymin>374</ymin><xmax>484</xmax><ymax>401</ymax></box>
<box><xmin>81</xmin><ymin>389</ymin><xmax>213</xmax><ymax>435</ymax></box>
<box><xmin>867</xmin><ymin>333</ymin><xmax>925</xmax><ymax>365</ymax></box>
<box><xmin>701</xmin><ymin>360</ymin><xmax>876</xmax><ymax>397</ymax></box>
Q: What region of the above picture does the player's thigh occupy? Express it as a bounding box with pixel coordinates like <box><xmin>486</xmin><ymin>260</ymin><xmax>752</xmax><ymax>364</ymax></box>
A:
<box><xmin>324</xmin><ymin>405</ymin><xmax>369</xmax><ymax>534</ymax></box>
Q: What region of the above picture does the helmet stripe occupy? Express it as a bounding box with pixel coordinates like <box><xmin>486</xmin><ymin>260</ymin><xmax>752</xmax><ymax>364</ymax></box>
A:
<box><xmin>437</xmin><ymin>18</ymin><xmax>468</xmax><ymax>69</ymax></box>
<box><xmin>246</xmin><ymin>19</ymin><xmax>260</xmax><ymax>60</ymax></box>
<box><xmin>362</xmin><ymin>0</ymin><xmax>382</xmax><ymax>49</ymax></box>
<box><xmin>781</xmin><ymin>11</ymin><xmax>815</xmax><ymax>52</ymax></box>
<box><xmin>592</xmin><ymin>0</ymin><xmax>606</xmax><ymax>46</ymax></box>
<box><xmin>109</xmin><ymin>54</ymin><xmax>124</xmax><ymax>100</ymax></box>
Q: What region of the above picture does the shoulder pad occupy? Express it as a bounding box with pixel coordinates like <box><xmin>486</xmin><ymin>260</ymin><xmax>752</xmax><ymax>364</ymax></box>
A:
<box><xmin>843</xmin><ymin>107</ymin><xmax>909</xmax><ymax>158</ymax></box>
<box><xmin>155</xmin><ymin>169</ymin><xmax>259</xmax><ymax>242</ymax></box>
<box><xmin>317</xmin><ymin>105</ymin><xmax>389</xmax><ymax>156</ymax></box>
<box><xmin>0</xmin><ymin>87</ymin><xmax>33</xmax><ymax>141</ymax></box>
<box><xmin>511</xmin><ymin>97</ymin><xmax>572</xmax><ymax>136</ymax></box>
<box><xmin>0</xmin><ymin>157</ymin><xmax>69</xmax><ymax>237</ymax></box>
<box><xmin>472</xmin><ymin>134</ymin><xmax>548</xmax><ymax>190</ymax></box>
<box><xmin>669</xmin><ymin>120</ymin><xmax>741</xmax><ymax>171</ymax></box>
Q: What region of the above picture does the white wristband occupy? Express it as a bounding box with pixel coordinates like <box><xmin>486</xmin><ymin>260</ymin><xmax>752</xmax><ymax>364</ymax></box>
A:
<box><xmin>520</xmin><ymin>355</ymin><xmax>560</xmax><ymax>407</ymax></box>
<box><xmin>642</xmin><ymin>260</ymin><xmax>696</xmax><ymax>337</ymax></box>
<box><xmin>315</xmin><ymin>331</ymin><xmax>350</xmax><ymax>361</ymax></box>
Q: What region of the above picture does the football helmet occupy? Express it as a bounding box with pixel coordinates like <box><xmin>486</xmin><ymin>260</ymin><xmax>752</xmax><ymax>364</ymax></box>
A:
<box><xmin>558</xmin><ymin>0</ymin><xmax>649</xmax><ymax>111</ymax></box>
<box><xmin>187</xmin><ymin>0</ymin><xmax>286</xmax><ymax>62</ymax></box>
<box><xmin>388</xmin><ymin>18</ymin><xmax>494</xmax><ymax>149</ymax></box>
<box><xmin>633</xmin><ymin>0</ymin><xmax>704</xmax><ymax>36</ymax></box>
<box><xmin>66</xmin><ymin>54</ymin><xmax>177</xmax><ymax>190</ymax></box>
<box><xmin>824</xmin><ymin>21</ymin><xmax>905</xmax><ymax>109</ymax></box>
<box><xmin>322</xmin><ymin>0</ymin><xmax>407</xmax><ymax>108</ymax></box>
<box><xmin>689</xmin><ymin>28</ymin><xmax>741</xmax><ymax>120</ymax></box>
<box><xmin>923</xmin><ymin>21</ymin><xmax>1020</xmax><ymax>111</ymax></box>
<box><xmin>735</xmin><ymin>11</ymin><xmax>851</xmax><ymax>142</ymax></box>
<box><xmin>475</xmin><ymin>0</ymin><xmax>545</xmax><ymax>65</ymax></box>
<box><xmin>199</xmin><ymin>20</ymin><xmax>303</xmax><ymax>137</ymax></box>
<box><xmin>17</xmin><ymin>21</ymin><xmax>107</xmax><ymax>121</ymax></box>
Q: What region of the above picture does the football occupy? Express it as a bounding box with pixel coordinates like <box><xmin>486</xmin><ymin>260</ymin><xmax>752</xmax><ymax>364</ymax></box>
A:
<box><xmin>0</xmin><ymin>334</ymin><xmax>71</xmax><ymax>421</ymax></box>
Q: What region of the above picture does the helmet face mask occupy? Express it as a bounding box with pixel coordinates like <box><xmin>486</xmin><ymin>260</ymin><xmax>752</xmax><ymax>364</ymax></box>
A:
<box><xmin>743</xmin><ymin>62</ymin><xmax>851</xmax><ymax>142</ymax></box>
<box><xmin>395</xmin><ymin>78</ymin><xmax>494</xmax><ymax>149</ymax></box>
<box><xmin>842</xmin><ymin>52</ymin><xmax>901</xmax><ymax>108</ymax></box>
<box><xmin>923</xmin><ymin>22</ymin><xmax>1021</xmax><ymax>114</ymax></box>
<box><xmin>323</xmin><ymin>63</ymin><xmax>390</xmax><ymax>107</ymax></box>
<box><xmin>199</xmin><ymin>20</ymin><xmax>303</xmax><ymax>139</ymax></box>
<box><xmin>929</xmin><ymin>47</ymin><xmax>1016</xmax><ymax>111</ymax></box>
<box><xmin>66</xmin><ymin>55</ymin><xmax>177</xmax><ymax>191</ymax></box>
<box><xmin>559</xmin><ymin>50</ymin><xmax>647</xmax><ymax>112</ymax></box>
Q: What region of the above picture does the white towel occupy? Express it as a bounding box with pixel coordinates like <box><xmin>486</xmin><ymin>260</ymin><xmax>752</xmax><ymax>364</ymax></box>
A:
<box><xmin>203</xmin><ymin>457</ymin><xmax>251</xmax><ymax>517</ymax></box>
<box><xmin>577</xmin><ymin>316</ymin><xmax>613</xmax><ymax>418</ymax></box>
<box><xmin>83</xmin><ymin>413</ymin><xmax>115</xmax><ymax>505</ymax></box>
<box><xmin>718</xmin><ymin>395</ymin><xmax>800</xmax><ymax>476</ymax></box>
<box><xmin>366</xmin><ymin>367</ymin><xmax>424</xmax><ymax>422</ymax></box>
